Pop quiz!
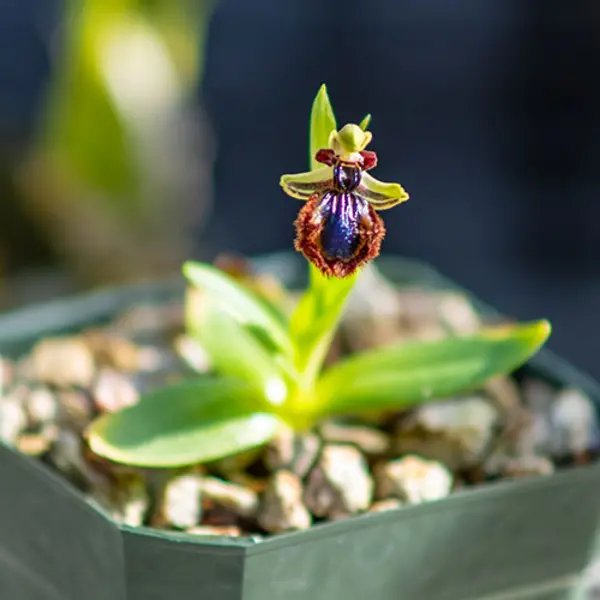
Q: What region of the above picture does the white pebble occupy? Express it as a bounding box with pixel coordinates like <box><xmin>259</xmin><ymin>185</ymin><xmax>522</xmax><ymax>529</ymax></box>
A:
<box><xmin>550</xmin><ymin>388</ymin><xmax>599</xmax><ymax>455</ymax></box>
<box><xmin>27</xmin><ymin>388</ymin><xmax>59</xmax><ymax>426</ymax></box>
<box><xmin>375</xmin><ymin>455</ymin><xmax>453</xmax><ymax>505</ymax></box>
<box><xmin>0</xmin><ymin>396</ymin><xmax>27</xmax><ymax>446</ymax></box>
<box><xmin>163</xmin><ymin>474</ymin><xmax>204</xmax><ymax>529</ymax></box>
<box><xmin>304</xmin><ymin>445</ymin><xmax>373</xmax><ymax>519</ymax></box>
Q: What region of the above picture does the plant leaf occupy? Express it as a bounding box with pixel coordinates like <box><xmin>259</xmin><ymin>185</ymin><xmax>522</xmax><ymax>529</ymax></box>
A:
<box><xmin>289</xmin><ymin>264</ymin><xmax>358</xmax><ymax>387</ymax></box>
<box><xmin>87</xmin><ymin>377</ymin><xmax>281</xmax><ymax>467</ymax></box>
<box><xmin>310</xmin><ymin>84</ymin><xmax>337</xmax><ymax>170</ymax></box>
<box><xmin>197</xmin><ymin>298</ymin><xmax>291</xmax><ymax>406</ymax></box>
<box><xmin>183</xmin><ymin>261</ymin><xmax>292</xmax><ymax>357</ymax></box>
<box><xmin>311</xmin><ymin>320</ymin><xmax>551</xmax><ymax>419</ymax></box>
<box><xmin>40</xmin><ymin>1</ymin><xmax>141</xmax><ymax>203</ymax></box>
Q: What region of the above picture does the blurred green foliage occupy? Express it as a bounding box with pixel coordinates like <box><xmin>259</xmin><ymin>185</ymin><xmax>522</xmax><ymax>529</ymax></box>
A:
<box><xmin>41</xmin><ymin>0</ymin><xmax>214</xmax><ymax>210</ymax></box>
<box><xmin>8</xmin><ymin>0</ymin><xmax>216</xmax><ymax>290</ymax></box>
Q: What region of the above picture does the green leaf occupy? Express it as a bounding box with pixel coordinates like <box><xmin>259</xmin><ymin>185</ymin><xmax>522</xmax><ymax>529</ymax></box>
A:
<box><xmin>289</xmin><ymin>263</ymin><xmax>358</xmax><ymax>388</ymax></box>
<box><xmin>38</xmin><ymin>0</ymin><xmax>215</xmax><ymax>217</ymax></box>
<box><xmin>42</xmin><ymin>1</ymin><xmax>141</xmax><ymax>203</ymax></box>
<box><xmin>311</xmin><ymin>320</ymin><xmax>551</xmax><ymax>419</ymax></box>
<box><xmin>197</xmin><ymin>299</ymin><xmax>292</xmax><ymax>406</ymax></box>
<box><xmin>87</xmin><ymin>377</ymin><xmax>281</xmax><ymax>467</ymax></box>
<box><xmin>136</xmin><ymin>0</ymin><xmax>216</xmax><ymax>86</ymax></box>
<box><xmin>310</xmin><ymin>84</ymin><xmax>337</xmax><ymax>170</ymax></box>
<box><xmin>183</xmin><ymin>261</ymin><xmax>292</xmax><ymax>357</ymax></box>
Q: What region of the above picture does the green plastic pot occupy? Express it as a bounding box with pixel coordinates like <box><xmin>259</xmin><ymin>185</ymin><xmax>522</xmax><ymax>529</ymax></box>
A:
<box><xmin>1</xmin><ymin>254</ymin><xmax>599</xmax><ymax>600</ymax></box>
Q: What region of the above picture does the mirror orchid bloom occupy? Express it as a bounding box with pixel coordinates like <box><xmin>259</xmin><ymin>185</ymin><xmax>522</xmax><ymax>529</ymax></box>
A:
<box><xmin>280</xmin><ymin>124</ymin><xmax>409</xmax><ymax>278</ymax></box>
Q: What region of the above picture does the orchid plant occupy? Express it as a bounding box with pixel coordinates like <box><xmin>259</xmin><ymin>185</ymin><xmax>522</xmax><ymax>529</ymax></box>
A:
<box><xmin>87</xmin><ymin>85</ymin><xmax>551</xmax><ymax>467</ymax></box>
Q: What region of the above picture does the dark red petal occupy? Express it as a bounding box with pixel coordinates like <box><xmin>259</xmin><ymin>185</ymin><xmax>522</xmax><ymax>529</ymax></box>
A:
<box><xmin>315</xmin><ymin>149</ymin><xmax>337</xmax><ymax>166</ymax></box>
<box><xmin>360</xmin><ymin>150</ymin><xmax>378</xmax><ymax>170</ymax></box>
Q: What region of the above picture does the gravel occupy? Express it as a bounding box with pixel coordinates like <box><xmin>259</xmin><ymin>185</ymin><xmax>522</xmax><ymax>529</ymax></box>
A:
<box><xmin>0</xmin><ymin>286</ymin><xmax>595</xmax><ymax>540</ymax></box>
<box><xmin>374</xmin><ymin>455</ymin><xmax>453</xmax><ymax>505</ymax></box>
<box><xmin>257</xmin><ymin>470</ymin><xmax>312</xmax><ymax>533</ymax></box>
<box><xmin>161</xmin><ymin>474</ymin><xmax>204</xmax><ymax>529</ymax></box>
<box><xmin>27</xmin><ymin>337</ymin><xmax>96</xmax><ymax>388</ymax></box>
<box><xmin>304</xmin><ymin>444</ymin><xmax>373</xmax><ymax>519</ymax></box>
<box><xmin>394</xmin><ymin>394</ymin><xmax>500</xmax><ymax>470</ymax></box>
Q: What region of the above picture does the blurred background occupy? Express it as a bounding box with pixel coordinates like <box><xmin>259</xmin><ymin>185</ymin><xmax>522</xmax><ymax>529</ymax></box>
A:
<box><xmin>0</xmin><ymin>0</ymin><xmax>599</xmax><ymax>376</ymax></box>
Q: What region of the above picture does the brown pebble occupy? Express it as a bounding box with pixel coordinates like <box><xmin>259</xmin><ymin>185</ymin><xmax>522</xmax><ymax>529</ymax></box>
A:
<box><xmin>319</xmin><ymin>421</ymin><xmax>390</xmax><ymax>456</ymax></box>
<box><xmin>573</xmin><ymin>451</ymin><xmax>592</xmax><ymax>465</ymax></box>
<box><xmin>201</xmin><ymin>504</ymin><xmax>240</xmax><ymax>527</ymax></box>
<box><xmin>28</xmin><ymin>336</ymin><xmax>96</xmax><ymax>388</ymax></box>
<box><xmin>83</xmin><ymin>330</ymin><xmax>141</xmax><ymax>372</ymax></box>
<box><xmin>17</xmin><ymin>433</ymin><xmax>52</xmax><ymax>456</ymax></box>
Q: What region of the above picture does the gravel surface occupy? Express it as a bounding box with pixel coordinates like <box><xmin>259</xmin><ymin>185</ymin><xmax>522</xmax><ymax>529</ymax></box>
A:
<box><xmin>0</xmin><ymin>271</ymin><xmax>596</xmax><ymax>539</ymax></box>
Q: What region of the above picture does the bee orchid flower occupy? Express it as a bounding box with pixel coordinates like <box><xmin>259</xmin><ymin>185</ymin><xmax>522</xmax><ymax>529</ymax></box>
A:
<box><xmin>280</xmin><ymin>123</ymin><xmax>409</xmax><ymax>278</ymax></box>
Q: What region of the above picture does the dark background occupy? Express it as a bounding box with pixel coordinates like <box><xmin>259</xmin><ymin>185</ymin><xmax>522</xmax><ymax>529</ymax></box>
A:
<box><xmin>1</xmin><ymin>0</ymin><xmax>600</xmax><ymax>376</ymax></box>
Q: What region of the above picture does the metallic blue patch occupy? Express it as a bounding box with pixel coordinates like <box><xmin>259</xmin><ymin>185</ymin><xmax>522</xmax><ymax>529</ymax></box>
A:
<box><xmin>320</xmin><ymin>192</ymin><xmax>363</xmax><ymax>261</ymax></box>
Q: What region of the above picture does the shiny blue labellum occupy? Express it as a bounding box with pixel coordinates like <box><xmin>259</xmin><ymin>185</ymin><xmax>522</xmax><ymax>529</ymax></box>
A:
<box><xmin>318</xmin><ymin>165</ymin><xmax>367</xmax><ymax>262</ymax></box>
<box><xmin>320</xmin><ymin>192</ymin><xmax>364</xmax><ymax>261</ymax></box>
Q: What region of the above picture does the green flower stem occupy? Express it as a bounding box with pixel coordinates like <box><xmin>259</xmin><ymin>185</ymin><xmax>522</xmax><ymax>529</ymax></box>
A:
<box><xmin>284</xmin><ymin>84</ymin><xmax>362</xmax><ymax>416</ymax></box>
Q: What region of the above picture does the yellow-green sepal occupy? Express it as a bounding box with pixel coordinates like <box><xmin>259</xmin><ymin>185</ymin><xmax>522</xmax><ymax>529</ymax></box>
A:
<box><xmin>358</xmin><ymin>172</ymin><xmax>410</xmax><ymax>209</ymax></box>
<box><xmin>279</xmin><ymin>166</ymin><xmax>332</xmax><ymax>200</ymax></box>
